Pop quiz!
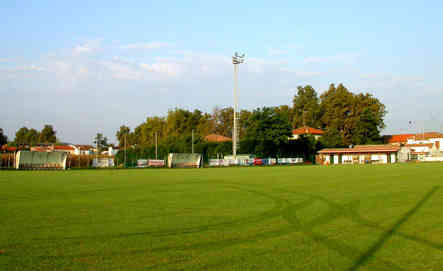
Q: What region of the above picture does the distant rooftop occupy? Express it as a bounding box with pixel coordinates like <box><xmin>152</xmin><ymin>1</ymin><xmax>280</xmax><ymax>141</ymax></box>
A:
<box><xmin>292</xmin><ymin>126</ymin><xmax>324</xmax><ymax>136</ymax></box>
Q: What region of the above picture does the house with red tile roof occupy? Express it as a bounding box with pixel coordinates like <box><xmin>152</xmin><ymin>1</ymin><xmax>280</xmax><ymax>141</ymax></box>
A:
<box><xmin>383</xmin><ymin>132</ymin><xmax>443</xmax><ymax>161</ymax></box>
<box><xmin>290</xmin><ymin>126</ymin><xmax>324</xmax><ymax>140</ymax></box>
<box><xmin>383</xmin><ymin>134</ymin><xmax>414</xmax><ymax>145</ymax></box>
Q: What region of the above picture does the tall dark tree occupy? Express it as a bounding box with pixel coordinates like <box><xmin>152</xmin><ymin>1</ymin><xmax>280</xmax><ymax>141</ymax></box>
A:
<box><xmin>292</xmin><ymin>85</ymin><xmax>321</xmax><ymax>128</ymax></box>
<box><xmin>213</xmin><ymin>107</ymin><xmax>234</xmax><ymax>137</ymax></box>
<box><xmin>27</xmin><ymin>128</ymin><xmax>40</xmax><ymax>146</ymax></box>
<box><xmin>320</xmin><ymin>83</ymin><xmax>386</xmax><ymax>147</ymax></box>
<box><xmin>39</xmin><ymin>125</ymin><xmax>57</xmax><ymax>143</ymax></box>
<box><xmin>242</xmin><ymin>107</ymin><xmax>292</xmax><ymax>157</ymax></box>
<box><xmin>0</xmin><ymin>128</ymin><xmax>8</xmax><ymax>146</ymax></box>
<box><xmin>239</xmin><ymin>109</ymin><xmax>252</xmax><ymax>140</ymax></box>
<box><xmin>14</xmin><ymin>127</ymin><xmax>30</xmax><ymax>145</ymax></box>
<box><xmin>116</xmin><ymin>125</ymin><xmax>131</xmax><ymax>148</ymax></box>
<box><xmin>351</xmin><ymin>108</ymin><xmax>383</xmax><ymax>145</ymax></box>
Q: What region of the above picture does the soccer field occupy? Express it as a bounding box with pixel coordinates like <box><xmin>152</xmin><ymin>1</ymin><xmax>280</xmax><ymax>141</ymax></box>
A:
<box><xmin>1</xmin><ymin>164</ymin><xmax>443</xmax><ymax>270</ymax></box>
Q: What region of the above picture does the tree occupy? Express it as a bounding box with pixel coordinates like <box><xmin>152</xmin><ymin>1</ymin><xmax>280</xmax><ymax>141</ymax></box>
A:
<box><xmin>27</xmin><ymin>128</ymin><xmax>40</xmax><ymax>146</ymax></box>
<box><xmin>210</xmin><ymin>107</ymin><xmax>234</xmax><ymax>137</ymax></box>
<box><xmin>94</xmin><ymin>133</ymin><xmax>108</xmax><ymax>152</ymax></box>
<box><xmin>292</xmin><ymin>85</ymin><xmax>321</xmax><ymax>128</ymax></box>
<box><xmin>116</xmin><ymin>125</ymin><xmax>131</xmax><ymax>148</ymax></box>
<box><xmin>320</xmin><ymin>83</ymin><xmax>386</xmax><ymax>147</ymax></box>
<box><xmin>239</xmin><ymin>109</ymin><xmax>252</xmax><ymax>140</ymax></box>
<box><xmin>351</xmin><ymin>108</ymin><xmax>383</xmax><ymax>145</ymax></box>
<box><xmin>242</xmin><ymin>107</ymin><xmax>292</xmax><ymax>157</ymax></box>
<box><xmin>39</xmin><ymin>125</ymin><xmax>57</xmax><ymax>143</ymax></box>
<box><xmin>0</xmin><ymin>128</ymin><xmax>7</xmax><ymax>146</ymax></box>
<box><xmin>15</xmin><ymin>127</ymin><xmax>30</xmax><ymax>145</ymax></box>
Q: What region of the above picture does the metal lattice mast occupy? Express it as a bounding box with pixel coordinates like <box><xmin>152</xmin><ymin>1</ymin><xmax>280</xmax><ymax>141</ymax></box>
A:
<box><xmin>232</xmin><ymin>52</ymin><xmax>245</xmax><ymax>159</ymax></box>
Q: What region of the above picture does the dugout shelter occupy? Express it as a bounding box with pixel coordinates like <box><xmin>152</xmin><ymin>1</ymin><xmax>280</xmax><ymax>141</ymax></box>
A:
<box><xmin>15</xmin><ymin>151</ymin><xmax>68</xmax><ymax>170</ymax></box>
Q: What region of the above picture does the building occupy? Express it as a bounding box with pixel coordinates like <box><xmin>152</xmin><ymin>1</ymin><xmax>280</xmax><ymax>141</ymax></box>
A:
<box><xmin>102</xmin><ymin>146</ymin><xmax>119</xmax><ymax>156</ymax></box>
<box><xmin>204</xmin><ymin>134</ymin><xmax>232</xmax><ymax>143</ymax></box>
<box><xmin>30</xmin><ymin>144</ymin><xmax>95</xmax><ymax>155</ymax></box>
<box><xmin>406</xmin><ymin>132</ymin><xmax>443</xmax><ymax>150</ymax></box>
<box><xmin>317</xmin><ymin>145</ymin><xmax>400</xmax><ymax>165</ymax></box>
<box><xmin>383</xmin><ymin>134</ymin><xmax>414</xmax><ymax>145</ymax></box>
<box><xmin>290</xmin><ymin>126</ymin><xmax>324</xmax><ymax>140</ymax></box>
<box><xmin>53</xmin><ymin>145</ymin><xmax>76</xmax><ymax>154</ymax></box>
<box><xmin>72</xmin><ymin>145</ymin><xmax>94</xmax><ymax>155</ymax></box>
<box><xmin>383</xmin><ymin>132</ymin><xmax>443</xmax><ymax>161</ymax></box>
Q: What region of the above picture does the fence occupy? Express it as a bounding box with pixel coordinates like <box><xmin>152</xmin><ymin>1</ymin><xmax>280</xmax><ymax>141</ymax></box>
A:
<box><xmin>0</xmin><ymin>153</ymin><xmax>16</xmax><ymax>169</ymax></box>
<box><xmin>208</xmin><ymin>157</ymin><xmax>303</xmax><ymax>167</ymax></box>
<box><xmin>136</xmin><ymin>159</ymin><xmax>165</xmax><ymax>168</ymax></box>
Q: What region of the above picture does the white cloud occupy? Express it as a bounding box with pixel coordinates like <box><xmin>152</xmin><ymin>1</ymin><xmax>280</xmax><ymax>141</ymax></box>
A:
<box><xmin>102</xmin><ymin>61</ymin><xmax>142</xmax><ymax>80</ymax></box>
<box><xmin>72</xmin><ymin>39</ymin><xmax>102</xmax><ymax>54</ymax></box>
<box><xmin>120</xmin><ymin>42</ymin><xmax>175</xmax><ymax>49</ymax></box>
<box><xmin>73</xmin><ymin>45</ymin><xmax>94</xmax><ymax>54</ymax></box>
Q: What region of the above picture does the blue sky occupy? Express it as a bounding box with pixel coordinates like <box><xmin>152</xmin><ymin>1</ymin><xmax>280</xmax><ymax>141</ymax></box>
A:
<box><xmin>1</xmin><ymin>1</ymin><xmax>443</xmax><ymax>143</ymax></box>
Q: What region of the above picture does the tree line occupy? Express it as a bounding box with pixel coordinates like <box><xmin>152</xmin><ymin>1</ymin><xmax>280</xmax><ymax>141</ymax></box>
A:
<box><xmin>3</xmin><ymin>125</ymin><xmax>58</xmax><ymax>146</ymax></box>
<box><xmin>115</xmin><ymin>83</ymin><xmax>386</xmax><ymax>162</ymax></box>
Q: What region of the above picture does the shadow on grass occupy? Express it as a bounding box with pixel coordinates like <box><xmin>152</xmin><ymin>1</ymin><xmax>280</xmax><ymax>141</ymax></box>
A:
<box><xmin>348</xmin><ymin>186</ymin><xmax>440</xmax><ymax>271</ymax></box>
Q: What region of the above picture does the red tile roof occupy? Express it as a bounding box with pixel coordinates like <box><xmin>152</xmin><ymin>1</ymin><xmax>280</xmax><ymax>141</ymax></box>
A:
<box><xmin>53</xmin><ymin>145</ymin><xmax>75</xmax><ymax>151</ymax></box>
<box><xmin>204</xmin><ymin>134</ymin><xmax>232</xmax><ymax>142</ymax></box>
<box><xmin>413</xmin><ymin>132</ymin><xmax>443</xmax><ymax>140</ymax></box>
<box><xmin>292</xmin><ymin>126</ymin><xmax>324</xmax><ymax>135</ymax></box>
<box><xmin>383</xmin><ymin>134</ymin><xmax>414</xmax><ymax>144</ymax></box>
<box><xmin>319</xmin><ymin>145</ymin><xmax>400</xmax><ymax>154</ymax></box>
<box><xmin>30</xmin><ymin>146</ymin><xmax>50</xmax><ymax>152</ymax></box>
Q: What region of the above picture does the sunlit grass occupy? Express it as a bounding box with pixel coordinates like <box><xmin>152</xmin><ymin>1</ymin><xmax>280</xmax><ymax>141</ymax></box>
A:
<box><xmin>1</xmin><ymin>163</ymin><xmax>443</xmax><ymax>270</ymax></box>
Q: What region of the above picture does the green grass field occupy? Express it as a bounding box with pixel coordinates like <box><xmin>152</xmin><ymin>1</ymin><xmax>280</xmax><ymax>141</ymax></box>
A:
<box><xmin>1</xmin><ymin>164</ymin><xmax>443</xmax><ymax>270</ymax></box>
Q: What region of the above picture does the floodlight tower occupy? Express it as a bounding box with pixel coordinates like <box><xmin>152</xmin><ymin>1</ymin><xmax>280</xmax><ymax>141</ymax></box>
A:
<box><xmin>232</xmin><ymin>52</ymin><xmax>245</xmax><ymax>159</ymax></box>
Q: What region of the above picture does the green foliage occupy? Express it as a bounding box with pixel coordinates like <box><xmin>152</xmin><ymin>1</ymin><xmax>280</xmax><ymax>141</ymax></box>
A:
<box><xmin>116</xmin><ymin>125</ymin><xmax>131</xmax><ymax>148</ymax></box>
<box><xmin>38</xmin><ymin>124</ymin><xmax>57</xmax><ymax>143</ymax></box>
<box><xmin>0</xmin><ymin>128</ymin><xmax>7</xmax><ymax>146</ymax></box>
<box><xmin>115</xmin><ymin>83</ymin><xmax>387</xmax><ymax>158</ymax></box>
<box><xmin>14</xmin><ymin>127</ymin><xmax>30</xmax><ymax>145</ymax></box>
<box><xmin>13</xmin><ymin>124</ymin><xmax>58</xmax><ymax>146</ymax></box>
<box><xmin>319</xmin><ymin>84</ymin><xmax>386</xmax><ymax>147</ymax></box>
<box><xmin>292</xmin><ymin>85</ymin><xmax>321</xmax><ymax>128</ymax></box>
<box><xmin>242</xmin><ymin>107</ymin><xmax>292</xmax><ymax>157</ymax></box>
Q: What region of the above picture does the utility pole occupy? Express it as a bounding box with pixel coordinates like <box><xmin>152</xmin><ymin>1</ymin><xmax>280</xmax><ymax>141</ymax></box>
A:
<box><xmin>232</xmin><ymin>52</ymin><xmax>245</xmax><ymax>159</ymax></box>
<box><xmin>192</xmin><ymin>129</ymin><xmax>194</xmax><ymax>154</ymax></box>
<box><xmin>95</xmin><ymin>139</ymin><xmax>98</xmax><ymax>166</ymax></box>
<box><xmin>124</xmin><ymin>134</ymin><xmax>127</xmax><ymax>168</ymax></box>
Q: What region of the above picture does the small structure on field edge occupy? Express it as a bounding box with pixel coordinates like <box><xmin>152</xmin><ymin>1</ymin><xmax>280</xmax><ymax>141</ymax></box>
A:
<box><xmin>168</xmin><ymin>153</ymin><xmax>202</xmax><ymax>168</ymax></box>
<box><xmin>15</xmin><ymin>151</ymin><xmax>68</xmax><ymax>170</ymax></box>
<box><xmin>316</xmin><ymin>145</ymin><xmax>400</xmax><ymax>165</ymax></box>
